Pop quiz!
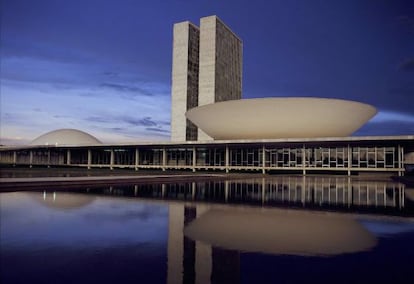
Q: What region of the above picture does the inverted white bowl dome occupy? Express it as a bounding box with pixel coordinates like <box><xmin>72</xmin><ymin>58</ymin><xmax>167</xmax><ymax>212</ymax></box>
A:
<box><xmin>184</xmin><ymin>208</ymin><xmax>376</xmax><ymax>256</ymax></box>
<box><xmin>30</xmin><ymin>129</ymin><xmax>101</xmax><ymax>146</ymax></box>
<box><xmin>186</xmin><ymin>97</ymin><xmax>377</xmax><ymax>139</ymax></box>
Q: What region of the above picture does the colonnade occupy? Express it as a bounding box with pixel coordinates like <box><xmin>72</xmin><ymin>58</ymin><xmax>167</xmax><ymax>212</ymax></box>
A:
<box><xmin>0</xmin><ymin>143</ymin><xmax>409</xmax><ymax>176</ymax></box>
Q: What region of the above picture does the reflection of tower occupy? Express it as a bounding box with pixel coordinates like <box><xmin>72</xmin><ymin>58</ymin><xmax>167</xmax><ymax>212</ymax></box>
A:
<box><xmin>167</xmin><ymin>203</ymin><xmax>240</xmax><ymax>284</ymax></box>
<box><xmin>183</xmin><ymin>206</ymin><xmax>196</xmax><ymax>283</ymax></box>
<box><xmin>167</xmin><ymin>204</ymin><xmax>185</xmax><ymax>284</ymax></box>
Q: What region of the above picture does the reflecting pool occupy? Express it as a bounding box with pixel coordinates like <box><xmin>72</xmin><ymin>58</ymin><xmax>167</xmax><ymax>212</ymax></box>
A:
<box><xmin>1</xmin><ymin>176</ymin><xmax>414</xmax><ymax>283</ymax></box>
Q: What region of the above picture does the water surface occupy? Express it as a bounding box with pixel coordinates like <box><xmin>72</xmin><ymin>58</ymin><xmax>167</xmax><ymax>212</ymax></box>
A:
<box><xmin>1</xmin><ymin>176</ymin><xmax>414</xmax><ymax>283</ymax></box>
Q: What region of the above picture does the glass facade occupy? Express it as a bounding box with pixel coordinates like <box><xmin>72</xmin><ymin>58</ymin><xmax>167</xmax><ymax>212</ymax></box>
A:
<box><xmin>1</xmin><ymin>140</ymin><xmax>410</xmax><ymax>175</ymax></box>
<box><xmin>185</xmin><ymin>24</ymin><xmax>200</xmax><ymax>141</ymax></box>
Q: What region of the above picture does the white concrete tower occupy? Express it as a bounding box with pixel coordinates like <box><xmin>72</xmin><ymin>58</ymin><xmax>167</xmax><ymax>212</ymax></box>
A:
<box><xmin>171</xmin><ymin>16</ymin><xmax>242</xmax><ymax>141</ymax></box>
<box><xmin>171</xmin><ymin>21</ymin><xmax>200</xmax><ymax>141</ymax></box>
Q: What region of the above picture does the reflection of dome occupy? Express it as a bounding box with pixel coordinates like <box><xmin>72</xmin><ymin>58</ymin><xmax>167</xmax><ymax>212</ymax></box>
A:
<box><xmin>184</xmin><ymin>208</ymin><xmax>376</xmax><ymax>256</ymax></box>
<box><xmin>28</xmin><ymin>192</ymin><xmax>96</xmax><ymax>210</ymax></box>
<box><xmin>30</xmin><ymin>129</ymin><xmax>101</xmax><ymax>146</ymax></box>
<box><xmin>186</xmin><ymin>98</ymin><xmax>377</xmax><ymax>139</ymax></box>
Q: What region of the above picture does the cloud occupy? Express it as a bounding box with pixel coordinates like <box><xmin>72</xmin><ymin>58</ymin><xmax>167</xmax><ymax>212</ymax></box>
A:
<box><xmin>145</xmin><ymin>127</ymin><xmax>170</xmax><ymax>133</ymax></box>
<box><xmin>53</xmin><ymin>115</ymin><xmax>71</xmax><ymax>119</ymax></box>
<box><xmin>0</xmin><ymin>136</ymin><xmax>31</xmax><ymax>146</ymax></box>
<box><xmin>398</xmin><ymin>58</ymin><xmax>414</xmax><ymax>72</ymax></box>
<box><xmin>100</xmin><ymin>83</ymin><xmax>154</xmax><ymax>96</ymax></box>
<box><xmin>122</xmin><ymin>116</ymin><xmax>157</xmax><ymax>127</ymax></box>
<box><xmin>84</xmin><ymin>115</ymin><xmax>170</xmax><ymax>135</ymax></box>
<box><xmin>103</xmin><ymin>127</ymin><xmax>127</xmax><ymax>133</ymax></box>
<box><xmin>1</xmin><ymin>38</ymin><xmax>97</xmax><ymax>65</ymax></box>
<box><xmin>86</xmin><ymin>116</ymin><xmax>113</xmax><ymax>123</ymax></box>
<box><xmin>2</xmin><ymin>113</ymin><xmax>22</xmax><ymax>124</ymax></box>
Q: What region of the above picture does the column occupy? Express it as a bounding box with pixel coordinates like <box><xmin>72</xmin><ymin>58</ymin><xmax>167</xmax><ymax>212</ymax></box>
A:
<box><xmin>347</xmin><ymin>177</ymin><xmax>352</xmax><ymax>207</ymax></box>
<box><xmin>162</xmin><ymin>147</ymin><xmax>167</xmax><ymax>171</ymax></box>
<box><xmin>110</xmin><ymin>149</ymin><xmax>114</xmax><ymax>170</ymax></box>
<box><xmin>225</xmin><ymin>146</ymin><xmax>229</xmax><ymax>173</ymax></box>
<box><xmin>13</xmin><ymin>151</ymin><xmax>17</xmax><ymax>166</ymax></box>
<box><xmin>66</xmin><ymin>149</ymin><xmax>71</xmax><ymax>166</ymax></box>
<box><xmin>135</xmin><ymin>148</ymin><xmax>139</xmax><ymax>171</ymax></box>
<box><xmin>397</xmin><ymin>145</ymin><xmax>402</xmax><ymax>176</ymax></box>
<box><xmin>262</xmin><ymin>145</ymin><xmax>266</xmax><ymax>174</ymax></box>
<box><xmin>347</xmin><ymin>144</ymin><xmax>351</xmax><ymax>176</ymax></box>
<box><xmin>302</xmin><ymin>145</ymin><xmax>306</xmax><ymax>175</ymax></box>
<box><xmin>29</xmin><ymin>150</ymin><xmax>33</xmax><ymax>168</ymax></box>
<box><xmin>192</xmin><ymin>147</ymin><xmax>196</xmax><ymax>172</ymax></box>
<box><xmin>301</xmin><ymin>175</ymin><xmax>306</xmax><ymax>206</ymax></box>
<box><xmin>47</xmin><ymin>150</ymin><xmax>51</xmax><ymax>168</ymax></box>
<box><xmin>87</xmin><ymin>149</ymin><xmax>91</xmax><ymax>169</ymax></box>
<box><xmin>398</xmin><ymin>145</ymin><xmax>404</xmax><ymax>176</ymax></box>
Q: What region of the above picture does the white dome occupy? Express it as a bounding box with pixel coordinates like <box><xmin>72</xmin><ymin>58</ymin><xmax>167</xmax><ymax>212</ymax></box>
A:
<box><xmin>30</xmin><ymin>129</ymin><xmax>101</xmax><ymax>146</ymax></box>
<box><xmin>186</xmin><ymin>97</ymin><xmax>377</xmax><ymax>139</ymax></box>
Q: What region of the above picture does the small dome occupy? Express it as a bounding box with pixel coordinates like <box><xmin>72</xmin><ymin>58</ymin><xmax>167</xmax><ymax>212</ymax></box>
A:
<box><xmin>30</xmin><ymin>129</ymin><xmax>101</xmax><ymax>146</ymax></box>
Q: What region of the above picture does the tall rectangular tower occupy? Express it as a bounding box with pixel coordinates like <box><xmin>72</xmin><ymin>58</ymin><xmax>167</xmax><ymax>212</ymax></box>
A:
<box><xmin>171</xmin><ymin>16</ymin><xmax>242</xmax><ymax>141</ymax></box>
<box><xmin>198</xmin><ymin>15</ymin><xmax>243</xmax><ymax>140</ymax></box>
<box><xmin>171</xmin><ymin>21</ymin><xmax>200</xmax><ymax>141</ymax></box>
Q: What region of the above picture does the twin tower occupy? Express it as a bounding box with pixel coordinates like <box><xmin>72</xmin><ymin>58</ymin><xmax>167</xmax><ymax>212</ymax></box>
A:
<box><xmin>171</xmin><ymin>15</ymin><xmax>243</xmax><ymax>141</ymax></box>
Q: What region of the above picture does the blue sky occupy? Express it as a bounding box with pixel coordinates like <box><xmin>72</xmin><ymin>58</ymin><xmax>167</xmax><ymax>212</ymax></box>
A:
<box><xmin>1</xmin><ymin>0</ymin><xmax>413</xmax><ymax>144</ymax></box>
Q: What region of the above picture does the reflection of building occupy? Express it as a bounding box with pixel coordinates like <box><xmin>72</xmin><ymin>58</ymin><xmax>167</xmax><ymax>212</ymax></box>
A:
<box><xmin>167</xmin><ymin>203</ymin><xmax>240</xmax><ymax>284</ymax></box>
<box><xmin>166</xmin><ymin>201</ymin><xmax>378</xmax><ymax>283</ymax></box>
<box><xmin>82</xmin><ymin>177</ymin><xmax>407</xmax><ymax>214</ymax></box>
<box><xmin>28</xmin><ymin>191</ymin><xmax>96</xmax><ymax>210</ymax></box>
<box><xmin>184</xmin><ymin>207</ymin><xmax>377</xmax><ymax>256</ymax></box>
<box><xmin>171</xmin><ymin>16</ymin><xmax>242</xmax><ymax>141</ymax></box>
<box><xmin>124</xmin><ymin>177</ymin><xmax>406</xmax><ymax>212</ymax></box>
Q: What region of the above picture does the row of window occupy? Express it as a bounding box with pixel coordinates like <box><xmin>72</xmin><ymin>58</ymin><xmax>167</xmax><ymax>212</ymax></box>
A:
<box><xmin>1</xmin><ymin>146</ymin><xmax>403</xmax><ymax>169</ymax></box>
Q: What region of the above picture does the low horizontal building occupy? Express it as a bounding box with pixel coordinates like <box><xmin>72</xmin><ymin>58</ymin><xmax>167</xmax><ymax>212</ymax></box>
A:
<box><xmin>1</xmin><ymin>134</ymin><xmax>413</xmax><ymax>176</ymax></box>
